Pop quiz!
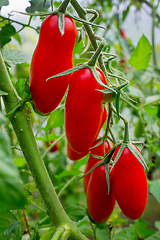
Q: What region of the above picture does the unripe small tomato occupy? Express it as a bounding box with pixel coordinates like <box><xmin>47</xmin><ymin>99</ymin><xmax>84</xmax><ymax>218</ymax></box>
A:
<box><xmin>113</xmin><ymin>145</ymin><xmax>148</xmax><ymax>220</ymax></box>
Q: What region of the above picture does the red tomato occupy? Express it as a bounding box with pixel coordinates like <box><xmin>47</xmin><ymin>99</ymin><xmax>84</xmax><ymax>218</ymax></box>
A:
<box><xmin>67</xmin><ymin>106</ymin><xmax>107</xmax><ymax>161</ymax></box>
<box><xmin>46</xmin><ymin>140</ymin><xmax>59</xmax><ymax>152</ymax></box>
<box><xmin>30</xmin><ymin>14</ymin><xmax>77</xmax><ymax>114</ymax></box>
<box><xmin>65</xmin><ymin>68</ymin><xmax>106</xmax><ymax>153</ymax></box>
<box><xmin>67</xmin><ymin>142</ymin><xmax>89</xmax><ymax>161</ymax></box>
<box><xmin>83</xmin><ymin>140</ymin><xmax>111</xmax><ymax>194</ymax></box>
<box><xmin>86</xmin><ymin>164</ymin><xmax>115</xmax><ymax>223</ymax></box>
<box><xmin>119</xmin><ymin>29</ymin><xmax>128</xmax><ymax>40</ymax></box>
<box><xmin>113</xmin><ymin>145</ymin><xmax>148</xmax><ymax>220</ymax></box>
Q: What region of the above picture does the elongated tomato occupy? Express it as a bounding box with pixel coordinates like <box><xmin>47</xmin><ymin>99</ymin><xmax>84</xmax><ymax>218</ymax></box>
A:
<box><xmin>30</xmin><ymin>14</ymin><xmax>77</xmax><ymax>114</ymax></box>
<box><xmin>65</xmin><ymin>68</ymin><xmax>106</xmax><ymax>153</ymax></box>
<box><xmin>83</xmin><ymin>140</ymin><xmax>111</xmax><ymax>194</ymax></box>
<box><xmin>113</xmin><ymin>145</ymin><xmax>148</xmax><ymax>220</ymax></box>
<box><xmin>67</xmin><ymin>106</ymin><xmax>107</xmax><ymax>161</ymax></box>
<box><xmin>86</xmin><ymin>164</ymin><xmax>115</xmax><ymax>223</ymax></box>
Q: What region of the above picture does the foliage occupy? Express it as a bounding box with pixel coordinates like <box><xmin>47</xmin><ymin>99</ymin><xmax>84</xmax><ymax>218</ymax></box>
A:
<box><xmin>0</xmin><ymin>0</ymin><xmax>160</xmax><ymax>239</ymax></box>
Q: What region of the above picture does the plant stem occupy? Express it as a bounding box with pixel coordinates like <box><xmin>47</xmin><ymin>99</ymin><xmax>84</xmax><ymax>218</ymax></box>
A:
<box><xmin>70</xmin><ymin>0</ymin><xmax>109</xmax><ymax>86</ymax></box>
<box><xmin>0</xmin><ymin>51</ymin><xmax>88</xmax><ymax>240</ymax></box>
<box><xmin>58</xmin><ymin>0</ymin><xmax>71</xmax><ymax>13</ymax></box>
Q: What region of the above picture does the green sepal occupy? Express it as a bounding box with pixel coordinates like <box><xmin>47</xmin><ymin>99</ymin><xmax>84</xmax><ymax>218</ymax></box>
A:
<box><xmin>58</xmin><ymin>12</ymin><xmax>65</xmax><ymax>36</ymax></box>
<box><xmin>78</xmin><ymin>160</ymin><xmax>104</xmax><ymax>181</ymax></box>
<box><xmin>104</xmin><ymin>163</ymin><xmax>110</xmax><ymax>194</ymax></box>
<box><xmin>110</xmin><ymin>144</ymin><xmax>126</xmax><ymax>173</ymax></box>
<box><xmin>89</xmin><ymin>67</ymin><xmax>117</xmax><ymax>94</ymax></box>
<box><xmin>47</xmin><ymin>64</ymin><xmax>87</xmax><ymax>81</ymax></box>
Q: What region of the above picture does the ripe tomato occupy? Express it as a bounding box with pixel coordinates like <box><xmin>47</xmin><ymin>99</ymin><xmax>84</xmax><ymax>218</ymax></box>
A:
<box><xmin>65</xmin><ymin>68</ymin><xmax>106</xmax><ymax>153</ymax></box>
<box><xmin>67</xmin><ymin>106</ymin><xmax>107</xmax><ymax>161</ymax></box>
<box><xmin>46</xmin><ymin>140</ymin><xmax>59</xmax><ymax>152</ymax></box>
<box><xmin>83</xmin><ymin>140</ymin><xmax>111</xmax><ymax>194</ymax></box>
<box><xmin>30</xmin><ymin>14</ymin><xmax>77</xmax><ymax>114</ymax></box>
<box><xmin>113</xmin><ymin>145</ymin><xmax>148</xmax><ymax>220</ymax></box>
<box><xmin>67</xmin><ymin>142</ymin><xmax>88</xmax><ymax>161</ymax></box>
<box><xmin>86</xmin><ymin>164</ymin><xmax>115</xmax><ymax>223</ymax></box>
<box><xmin>119</xmin><ymin>29</ymin><xmax>128</xmax><ymax>40</ymax></box>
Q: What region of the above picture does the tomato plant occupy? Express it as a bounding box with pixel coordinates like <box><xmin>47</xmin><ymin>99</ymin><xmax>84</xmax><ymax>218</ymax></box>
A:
<box><xmin>30</xmin><ymin>14</ymin><xmax>77</xmax><ymax>114</ymax></box>
<box><xmin>65</xmin><ymin>68</ymin><xmax>106</xmax><ymax>153</ymax></box>
<box><xmin>112</xmin><ymin>145</ymin><xmax>148</xmax><ymax>220</ymax></box>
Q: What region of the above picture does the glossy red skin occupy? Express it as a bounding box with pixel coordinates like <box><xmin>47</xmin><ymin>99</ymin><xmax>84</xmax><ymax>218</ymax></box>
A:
<box><xmin>65</xmin><ymin>68</ymin><xmax>106</xmax><ymax>153</ymax></box>
<box><xmin>67</xmin><ymin>141</ymin><xmax>88</xmax><ymax>161</ymax></box>
<box><xmin>67</xmin><ymin>106</ymin><xmax>107</xmax><ymax>161</ymax></box>
<box><xmin>86</xmin><ymin>164</ymin><xmax>115</xmax><ymax>223</ymax></box>
<box><xmin>83</xmin><ymin>140</ymin><xmax>111</xmax><ymax>194</ymax></box>
<box><xmin>113</xmin><ymin>145</ymin><xmax>148</xmax><ymax>220</ymax></box>
<box><xmin>30</xmin><ymin>14</ymin><xmax>77</xmax><ymax>114</ymax></box>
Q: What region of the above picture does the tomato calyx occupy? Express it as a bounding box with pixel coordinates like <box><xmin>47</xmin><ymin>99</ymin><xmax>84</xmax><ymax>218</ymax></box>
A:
<box><xmin>110</xmin><ymin>142</ymin><xmax>148</xmax><ymax>173</ymax></box>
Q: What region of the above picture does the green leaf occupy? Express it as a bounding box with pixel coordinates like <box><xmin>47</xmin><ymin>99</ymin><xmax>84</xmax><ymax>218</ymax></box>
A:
<box><xmin>144</xmin><ymin>106</ymin><xmax>158</xmax><ymax>116</ymax></box>
<box><xmin>13</xmin><ymin>158</ymin><xmax>26</xmax><ymax>167</ymax></box>
<box><xmin>148</xmin><ymin>179</ymin><xmax>160</xmax><ymax>203</ymax></box>
<box><xmin>0</xmin><ymin>0</ymin><xmax>9</xmax><ymax>10</ymax></box>
<box><xmin>3</xmin><ymin>221</ymin><xmax>21</xmax><ymax>240</ymax></box>
<box><xmin>135</xmin><ymin>219</ymin><xmax>155</xmax><ymax>239</ymax></box>
<box><xmin>65</xmin><ymin>205</ymin><xmax>86</xmax><ymax>222</ymax></box>
<box><xmin>2</xmin><ymin>50</ymin><xmax>31</xmax><ymax>65</ymax></box>
<box><xmin>114</xmin><ymin>224</ymin><xmax>138</xmax><ymax>240</ymax></box>
<box><xmin>154</xmin><ymin>82</ymin><xmax>160</xmax><ymax>92</ymax></box>
<box><xmin>128</xmin><ymin>35</ymin><xmax>152</xmax><ymax>70</ymax></box>
<box><xmin>146</xmin><ymin>231</ymin><xmax>160</xmax><ymax>240</ymax></box>
<box><xmin>15</xmin><ymin>79</ymin><xmax>30</xmax><ymax>101</ymax></box>
<box><xmin>26</xmin><ymin>0</ymin><xmax>50</xmax><ymax>13</ymax></box>
<box><xmin>0</xmin><ymin>24</ymin><xmax>16</xmax><ymax>48</ymax></box>
<box><xmin>0</xmin><ymin>120</ymin><xmax>27</xmax><ymax>209</ymax></box>
<box><xmin>42</xmin><ymin>109</ymin><xmax>64</xmax><ymax>132</ymax></box>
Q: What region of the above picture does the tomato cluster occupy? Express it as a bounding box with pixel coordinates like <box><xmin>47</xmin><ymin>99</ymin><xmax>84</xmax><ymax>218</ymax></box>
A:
<box><xmin>30</xmin><ymin>14</ymin><xmax>148</xmax><ymax>225</ymax></box>
<box><xmin>83</xmin><ymin>142</ymin><xmax>148</xmax><ymax>223</ymax></box>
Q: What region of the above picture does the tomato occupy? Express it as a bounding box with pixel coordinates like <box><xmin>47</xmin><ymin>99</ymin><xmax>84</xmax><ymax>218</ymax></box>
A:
<box><xmin>30</xmin><ymin>14</ymin><xmax>77</xmax><ymax>114</ymax></box>
<box><xmin>119</xmin><ymin>29</ymin><xmax>128</xmax><ymax>40</ymax></box>
<box><xmin>46</xmin><ymin>140</ymin><xmax>59</xmax><ymax>152</ymax></box>
<box><xmin>65</xmin><ymin>68</ymin><xmax>106</xmax><ymax>153</ymax></box>
<box><xmin>113</xmin><ymin>145</ymin><xmax>148</xmax><ymax>220</ymax></box>
<box><xmin>85</xmin><ymin>164</ymin><xmax>115</xmax><ymax>223</ymax></box>
<box><xmin>83</xmin><ymin>140</ymin><xmax>111</xmax><ymax>194</ymax></box>
<box><xmin>67</xmin><ymin>141</ymin><xmax>89</xmax><ymax>161</ymax></box>
<box><xmin>67</xmin><ymin>106</ymin><xmax>107</xmax><ymax>161</ymax></box>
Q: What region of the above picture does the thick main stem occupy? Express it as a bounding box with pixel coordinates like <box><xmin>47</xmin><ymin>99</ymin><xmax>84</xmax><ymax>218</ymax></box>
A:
<box><xmin>0</xmin><ymin>51</ymin><xmax>88</xmax><ymax>240</ymax></box>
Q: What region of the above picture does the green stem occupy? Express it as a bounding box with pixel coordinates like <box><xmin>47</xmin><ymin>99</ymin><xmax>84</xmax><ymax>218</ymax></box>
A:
<box><xmin>0</xmin><ymin>51</ymin><xmax>88</xmax><ymax>240</ymax></box>
<box><xmin>88</xmin><ymin>37</ymin><xmax>106</xmax><ymax>66</ymax></box>
<box><xmin>58</xmin><ymin>0</ymin><xmax>71</xmax><ymax>13</ymax></box>
<box><xmin>152</xmin><ymin>5</ymin><xmax>157</xmax><ymax>67</ymax></box>
<box><xmin>112</xmin><ymin>105</ymin><xmax>129</xmax><ymax>143</ymax></box>
<box><xmin>58</xmin><ymin>175</ymin><xmax>77</xmax><ymax>198</ymax></box>
<box><xmin>70</xmin><ymin>0</ymin><xmax>109</xmax><ymax>86</ymax></box>
<box><xmin>51</xmin><ymin>227</ymin><xmax>65</xmax><ymax>240</ymax></box>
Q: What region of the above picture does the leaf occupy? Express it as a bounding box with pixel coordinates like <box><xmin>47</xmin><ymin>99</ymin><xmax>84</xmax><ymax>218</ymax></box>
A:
<box><xmin>26</xmin><ymin>0</ymin><xmax>50</xmax><ymax>13</ymax></box>
<box><xmin>42</xmin><ymin>109</ymin><xmax>64</xmax><ymax>132</ymax></box>
<box><xmin>154</xmin><ymin>82</ymin><xmax>160</xmax><ymax>92</ymax></box>
<box><xmin>2</xmin><ymin>50</ymin><xmax>31</xmax><ymax>65</ymax></box>
<box><xmin>148</xmin><ymin>179</ymin><xmax>160</xmax><ymax>203</ymax></box>
<box><xmin>15</xmin><ymin>79</ymin><xmax>30</xmax><ymax>101</ymax></box>
<box><xmin>146</xmin><ymin>231</ymin><xmax>160</xmax><ymax>240</ymax></box>
<box><xmin>0</xmin><ymin>119</ymin><xmax>27</xmax><ymax>209</ymax></box>
<box><xmin>0</xmin><ymin>0</ymin><xmax>9</xmax><ymax>10</ymax></box>
<box><xmin>128</xmin><ymin>35</ymin><xmax>152</xmax><ymax>70</ymax></box>
<box><xmin>0</xmin><ymin>24</ymin><xmax>16</xmax><ymax>48</ymax></box>
<box><xmin>3</xmin><ymin>221</ymin><xmax>21</xmax><ymax>240</ymax></box>
<box><xmin>135</xmin><ymin>219</ymin><xmax>155</xmax><ymax>239</ymax></box>
<box><xmin>114</xmin><ymin>224</ymin><xmax>138</xmax><ymax>240</ymax></box>
<box><xmin>65</xmin><ymin>205</ymin><xmax>86</xmax><ymax>222</ymax></box>
<box><xmin>13</xmin><ymin>158</ymin><xmax>26</xmax><ymax>167</ymax></box>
